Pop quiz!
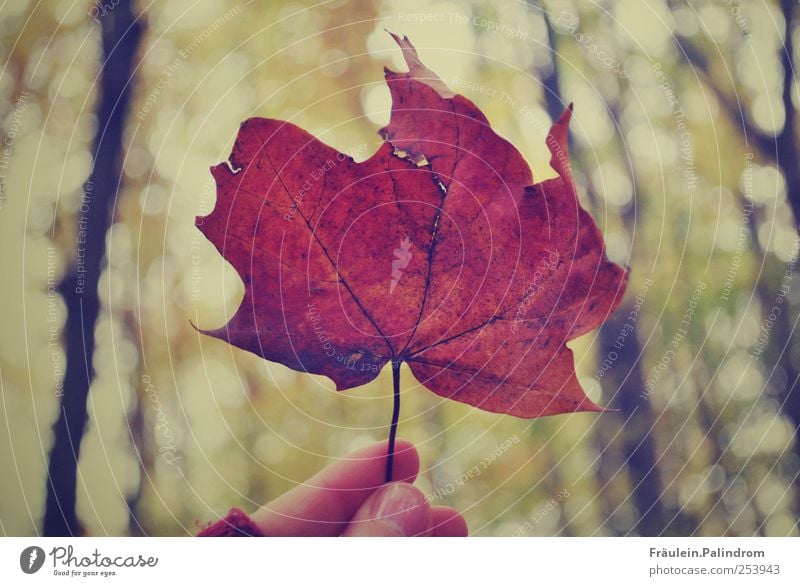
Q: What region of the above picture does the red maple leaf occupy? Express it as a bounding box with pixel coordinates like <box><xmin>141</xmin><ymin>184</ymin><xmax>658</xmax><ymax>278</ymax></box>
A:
<box><xmin>196</xmin><ymin>34</ymin><xmax>628</xmax><ymax>470</ymax></box>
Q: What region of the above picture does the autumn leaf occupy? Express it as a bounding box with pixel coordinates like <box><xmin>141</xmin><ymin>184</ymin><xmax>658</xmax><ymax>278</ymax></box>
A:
<box><xmin>195</xmin><ymin>33</ymin><xmax>628</xmax><ymax>423</ymax></box>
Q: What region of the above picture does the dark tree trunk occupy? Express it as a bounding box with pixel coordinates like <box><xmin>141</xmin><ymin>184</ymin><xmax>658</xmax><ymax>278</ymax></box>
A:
<box><xmin>598</xmin><ymin>307</ymin><xmax>667</xmax><ymax>535</ymax></box>
<box><xmin>43</xmin><ymin>1</ymin><xmax>143</xmax><ymax>536</ymax></box>
<box><xmin>604</xmin><ymin>101</ymin><xmax>666</xmax><ymax>535</ymax></box>
<box><xmin>539</xmin><ymin>8</ymin><xmax>666</xmax><ymax>534</ymax></box>
<box><xmin>776</xmin><ymin>0</ymin><xmax>800</xmax><ymax>227</ymax></box>
<box><xmin>771</xmin><ymin>4</ymin><xmax>800</xmax><ymax>507</ymax></box>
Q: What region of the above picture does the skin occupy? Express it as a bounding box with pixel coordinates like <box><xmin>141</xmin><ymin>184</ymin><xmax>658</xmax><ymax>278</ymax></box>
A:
<box><xmin>251</xmin><ymin>439</ymin><xmax>468</xmax><ymax>537</ymax></box>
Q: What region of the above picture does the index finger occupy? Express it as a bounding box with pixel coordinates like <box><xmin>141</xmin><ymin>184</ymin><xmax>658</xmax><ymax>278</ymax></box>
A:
<box><xmin>251</xmin><ymin>439</ymin><xmax>419</xmax><ymax>536</ymax></box>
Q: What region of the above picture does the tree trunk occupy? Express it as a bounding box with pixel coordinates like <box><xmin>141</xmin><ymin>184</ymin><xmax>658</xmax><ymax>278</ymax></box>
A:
<box><xmin>540</xmin><ymin>8</ymin><xmax>666</xmax><ymax>535</ymax></box>
<box><xmin>43</xmin><ymin>1</ymin><xmax>143</xmax><ymax>536</ymax></box>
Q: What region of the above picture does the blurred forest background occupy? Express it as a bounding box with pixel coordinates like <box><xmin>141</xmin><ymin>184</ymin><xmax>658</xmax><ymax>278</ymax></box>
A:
<box><xmin>1</xmin><ymin>0</ymin><xmax>799</xmax><ymax>536</ymax></box>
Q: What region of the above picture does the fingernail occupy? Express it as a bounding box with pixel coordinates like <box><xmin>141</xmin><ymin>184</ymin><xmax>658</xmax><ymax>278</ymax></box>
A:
<box><xmin>370</xmin><ymin>483</ymin><xmax>431</xmax><ymax>536</ymax></box>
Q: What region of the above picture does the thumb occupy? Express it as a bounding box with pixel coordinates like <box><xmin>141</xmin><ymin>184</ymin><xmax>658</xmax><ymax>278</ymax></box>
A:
<box><xmin>342</xmin><ymin>482</ymin><xmax>432</xmax><ymax>537</ymax></box>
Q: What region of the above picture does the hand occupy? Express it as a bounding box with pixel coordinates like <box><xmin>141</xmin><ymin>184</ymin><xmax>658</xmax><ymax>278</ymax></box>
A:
<box><xmin>250</xmin><ymin>440</ymin><xmax>468</xmax><ymax>536</ymax></box>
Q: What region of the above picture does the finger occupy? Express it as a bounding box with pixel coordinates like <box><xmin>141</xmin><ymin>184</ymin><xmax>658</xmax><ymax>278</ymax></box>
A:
<box><xmin>341</xmin><ymin>483</ymin><xmax>432</xmax><ymax>537</ymax></box>
<box><xmin>251</xmin><ymin>439</ymin><xmax>419</xmax><ymax>536</ymax></box>
<box><xmin>431</xmin><ymin>506</ymin><xmax>468</xmax><ymax>537</ymax></box>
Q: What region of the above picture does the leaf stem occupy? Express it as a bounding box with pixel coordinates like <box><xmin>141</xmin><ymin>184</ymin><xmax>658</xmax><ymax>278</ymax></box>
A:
<box><xmin>386</xmin><ymin>360</ymin><xmax>401</xmax><ymax>483</ymax></box>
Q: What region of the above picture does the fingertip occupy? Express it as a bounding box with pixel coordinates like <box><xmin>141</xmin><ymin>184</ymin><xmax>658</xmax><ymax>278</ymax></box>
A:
<box><xmin>343</xmin><ymin>482</ymin><xmax>432</xmax><ymax>537</ymax></box>
<box><xmin>389</xmin><ymin>438</ymin><xmax>420</xmax><ymax>483</ymax></box>
<box><xmin>251</xmin><ymin>439</ymin><xmax>421</xmax><ymax>536</ymax></box>
<box><xmin>431</xmin><ymin>506</ymin><xmax>468</xmax><ymax>537</ymax></box>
